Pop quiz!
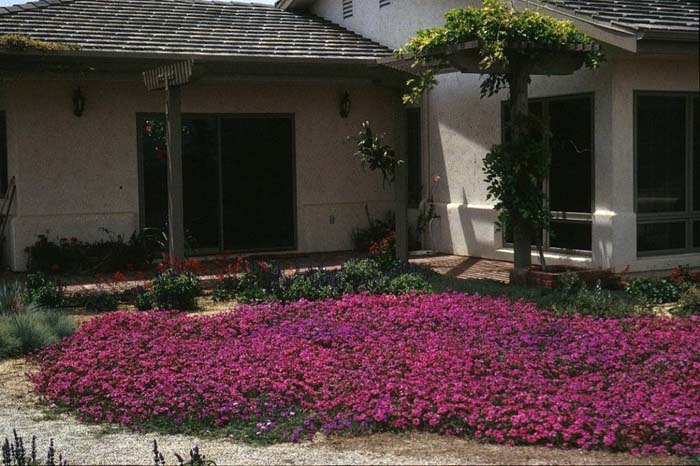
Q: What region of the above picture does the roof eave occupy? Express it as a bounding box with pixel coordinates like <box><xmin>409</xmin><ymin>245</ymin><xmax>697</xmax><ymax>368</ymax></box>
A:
<box><xmin>276</xmin><ymin>0</ymin><xmax>316</xmax><ymax>12</ymax></box>
<box><xmin>0</xmin><ymin>48</ymin><xmax>386</xmax><ymax>64</ymax></box>
<box><xmin>512</xmin><ymin>0</ymin><xmax>639</xmax><ymax>52</ymax></box>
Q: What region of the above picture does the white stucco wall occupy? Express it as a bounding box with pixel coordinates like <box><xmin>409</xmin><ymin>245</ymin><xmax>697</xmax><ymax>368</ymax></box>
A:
<box><xmin>310</xmin><ymin>0</ymin><xmax>700</xmax><ymax>272</ymax></box>
<box><xmin>0</xmin><ymin>77</ymin><xmax>399</xmax><ymax>270</ymax></box>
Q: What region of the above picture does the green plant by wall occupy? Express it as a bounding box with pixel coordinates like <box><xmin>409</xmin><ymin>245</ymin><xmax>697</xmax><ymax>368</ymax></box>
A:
<box><xmin>0</xmin><ymin>34</ymin><xmax>79</xmax><ymax>52</ymax></box>
<box><xmin>351</xmin><ymin>122</ymin><xmax>402</xmax><ymax>185</ymax></box>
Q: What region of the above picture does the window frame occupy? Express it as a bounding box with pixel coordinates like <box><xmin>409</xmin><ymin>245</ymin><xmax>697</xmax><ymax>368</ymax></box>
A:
<box><xmin>634</xmin><ymin>91</ymin><xmax>699</xmax><ymax>257</ymax></box>
<box><xmin>501</xmin><ymin>93</ymin><xmax>596</xmax><ymax>256</ymax></box>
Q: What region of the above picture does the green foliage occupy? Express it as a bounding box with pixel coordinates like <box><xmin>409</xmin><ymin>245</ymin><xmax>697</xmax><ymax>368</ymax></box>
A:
<box><xmin>147</xmin><ymin>269</ymin><xmax>202</xmax><ymax>310</ymax></box>
<box><xmin>134</xmin><ymin>288</ymin><xmax>153</xmax><ymax>311</ymax></box>
<box><xmin>0</xmin><ymin>282</ymin><xmax>28</xmax><ymax>315</ymax></box>
<box><xmin>278</xmin><ymin>270</ymin><xmax>339</xmax><ymax>302</ymax></box>
<box><xmin>65</xmin><ymin>291</ymin><xmax>120</xmax><ymax>312</ymax></box>
<box><xmin>351</xmin><ymin>122</ymin><xmax>401</xmax><ymax>185</ymax></box>
<box><xmin>213</xmin><ymin>258</ymin><xmax>432</xmax><ymax>304</ymax></box>
<box><xmin>677</xmin><ymin>284</ymin><xmax>700</xmax><ymax>316</ymax></box>
<box><xmin>211</xmin><ymin>277</ymin><xmax>239</xmax><ymax>303</ymax></box>
<box><xmin>483</xmin><ymin>121</ymin><xmax>552</xmax><ymax>244</ymax></box>
<box><xmin>386</xmin><ymin>273</ymin><xmax>432</xmax><ymax>295</ymax></box>
<box><xmin>351</xmin><ymin>207</ymin><xmax>395</xmax><ymax>253</ymax></box>
<box><xmin>625</xmin><ymin>277</ymin><xmax>682</xmax><ymax>305</ymax></box>
<box><xmin>25</xmin><ymin>230</ymin><xmax>155</xmax><ymax>275</ymax></box>
<box><xmin>551</xmin><ymin>273</ymin><xmax>641</xmax><ymax>318</ymax></box>
<box><xmin>336</xmin><ymin>259</ymin><xmax>388</xmax><ymax>294</ymax></box>
<box><xmin>23</xmin><ymin>273</ymin><xmax>64</xmax><ymax>308</ymax></box>
<box><xmin>0</xmin><ymin>310</ymin><xmax>75</xmax><ymax>357</ymax></box>
<box><xmin>398</xmin><ymin>0</ymin><xmax>603</xmax><ymax>102</ymax></box>
<box><xmin>0</xmin><ymin>34</ymin><xmax>79</xmax><ymax>52</ymax></box>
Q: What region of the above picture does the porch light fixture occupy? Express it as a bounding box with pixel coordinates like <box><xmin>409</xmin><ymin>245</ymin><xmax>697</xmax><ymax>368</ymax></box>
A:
<box><xmin>340</xmin><ymin>91</ymin><xmax>351</xmax><ymax>118</ymax></box>
<box><xmin>72</xmin><ymin>87</ymin><xmax>85</xmax><ymax>117</ymax></box>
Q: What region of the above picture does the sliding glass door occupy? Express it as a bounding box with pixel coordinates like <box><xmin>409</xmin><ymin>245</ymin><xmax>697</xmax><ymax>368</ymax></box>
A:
<box><xmin>138</xmin><ymin>114</ymin><xmax>296</xmax><ymax>255</ymax></box>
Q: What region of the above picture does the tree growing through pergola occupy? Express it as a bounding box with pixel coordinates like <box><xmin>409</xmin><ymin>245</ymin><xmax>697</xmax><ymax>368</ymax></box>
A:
<box><xmin>390</xmin><ymin>0</ymin><xmax>602</xmax><ymax>282</ymax></box>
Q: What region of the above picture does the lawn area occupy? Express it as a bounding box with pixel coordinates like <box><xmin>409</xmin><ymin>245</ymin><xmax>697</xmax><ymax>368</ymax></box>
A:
<box><xmin>32</xmin><ymin>293</ymin><xmax>700</xmax><ymax>456</ymax></box>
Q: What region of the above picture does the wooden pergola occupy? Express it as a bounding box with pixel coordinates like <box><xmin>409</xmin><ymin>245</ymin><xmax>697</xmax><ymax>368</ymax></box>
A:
<box><xmin>381</xmin><ymin>40</ymin><xmax>599</xmax><ymax>272</ymax></box>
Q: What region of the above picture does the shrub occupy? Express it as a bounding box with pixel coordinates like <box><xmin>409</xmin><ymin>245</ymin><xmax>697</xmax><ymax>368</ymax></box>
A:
<box><xmin>147</xmin><ymin>269</ymin><xmax>202</xmax><ymax>310</ymax></box>
<box><xmin>669</xmin><ymin>265</ymin><xmax>700</xmax><ymax>285</ymax></box>
<box><xmin>25</xmin><ymin>230</ymin><xmax>155</xmax><ymax>275</ymax></box>
<box><xmin>133</xmin><ymin>287</ymin><xmax>153</xmax><ymax>312</ymax></box>
<box><xmin>336</xmin><ymin>259</ymin><xmax>393</xmax><ymax>294</ymax></box>
<box><xmin>677</xmin><ymin>284</ymin><xmax>700</xmax><ymax>317</ymax></box>
<box><xmin>625</xmin><ymin>277</ymin><xmax>682</xmax><ymax>305</ymax></box>
<box><xmin>278</xmin><ymin>270</ymin><xmax>339</xmax><ymax>302</ymax></box>
<box><xmin>214</xmin><ymin>258</ymin><xmax>431</xmax><ymax>304</ymax></box>
<box><xmin>65</xmin><ymin>291</ymin><xmax>120</xmax><ymax>312</ymax></box>
<box><xmin>0</xmin><ymin>310</ymin><xmax>75</xmax><ymax>357</ymax></box>
<box><xmin>0</xmin><ymin>282</ymin><xmax>28</xmax><ymax>315</ymax></box>
<box><xmin>33</xmin><ymin>294</ymin><xmax>700</xmax><ymax>455</ymax></box>
<box><xmin>211</xmin><ymin>276</ymin><xmax>238</xmax><ymax>303</ymax></box>
<box><xmin>23</xmin><ymin>273</ymin><xmax>64</xmax><ymax>308</ymax></box>
<box><xmin>386</xmin><ymin>273</ymin><xmax>431</xmax><ymax>295</ymax></box>
<box><xmin>553</xmin><ymin>273</ymin><xmax>641</xmax><ymax>318</ymax></box>
<box><xmin>351</xmin><ymin>207</ymin><xmax>395</xmax><ymax>253</ymax></box>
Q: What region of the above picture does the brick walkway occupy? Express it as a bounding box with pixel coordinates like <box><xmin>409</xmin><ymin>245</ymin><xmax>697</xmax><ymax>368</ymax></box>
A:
<box><xmin>3</xmin><ymin>252</ymin><xmax>515</xmax><ymax>293</ymax></box>
<box><xmin>411</xmin><ymin>254</ymin><xmax>513</xmax><ymax>283</ymax></box>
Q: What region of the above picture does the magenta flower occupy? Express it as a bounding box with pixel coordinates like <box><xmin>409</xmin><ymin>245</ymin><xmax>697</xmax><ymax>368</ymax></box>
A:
<box><xmin>31</xmin><ymin>293</ymin><xmax>700</xmax><ymax>455</ymax></box>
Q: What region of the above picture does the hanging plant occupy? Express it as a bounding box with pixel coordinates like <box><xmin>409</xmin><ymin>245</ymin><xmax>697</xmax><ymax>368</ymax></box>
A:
<box><xmin>351</xmin><ymin>121</ymin><xmax>402</xmax><ymax>185</ymax></box>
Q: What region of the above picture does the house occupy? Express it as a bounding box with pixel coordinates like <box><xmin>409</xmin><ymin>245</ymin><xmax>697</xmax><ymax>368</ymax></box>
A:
<box><xmin>280</xmin><ymin>0</ymin><xmax>700</xmax><ymax>273</ymax></box>
<box><xmin>0</xmin><ymin>0</ymin><xmax>697</xmax><ymax>273</ymax></box>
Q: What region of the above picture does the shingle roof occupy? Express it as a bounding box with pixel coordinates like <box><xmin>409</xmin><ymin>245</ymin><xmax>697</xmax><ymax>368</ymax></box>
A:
<box><xmin>540</xmin><ymin>0</ymin><xmax>699</xmax><ymax>34</ymax></box>
<box><xmin>0</xmin><ymin>0</ymin><xmax>393</xmax><ymax>60</ymax></box>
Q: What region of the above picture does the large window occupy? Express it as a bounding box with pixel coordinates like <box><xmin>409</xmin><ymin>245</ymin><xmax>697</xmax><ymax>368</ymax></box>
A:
<box><xmin>636</xmin><ymin>93</ymin><xmax>698</xmax><ymax>255</ymax></box>
<box><xmin>503</xmin><ymin>94</ymin><xmax>594</xmax><ymax>253</ymax></box>
<box><xmin>0</xmin><ymin>112</ymin><xmax>7</xmax><ymax>197</ymax></box>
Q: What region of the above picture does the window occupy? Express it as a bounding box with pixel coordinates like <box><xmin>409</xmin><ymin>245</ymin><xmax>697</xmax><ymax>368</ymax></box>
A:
<box><xmin>502</xmin><ymin>95</ymin><xmax>594</xmax><ymax>252</ymax></box>
<box><xmin>0</xmin><ymin>112</ymin><xmax>7</xmax><ymax>197</ymax></box>
<box><xmin>342</xmin><ymin>0</ymin><xmax>353</xmax><ymax>19</ymax></box>
<box><xmin>379</xmin><ymin>0</ymin><xmax>391</xmax><ymax>7</ymax></box>
<box><xmin>406</xmin><ymin>108</ymin><xmax>422</xmax><ymax>208</ymax></box>
<box><xmin>635</xmin><ymin>93</ymin><xmax>699</xmax><ymax>255</ymax></box>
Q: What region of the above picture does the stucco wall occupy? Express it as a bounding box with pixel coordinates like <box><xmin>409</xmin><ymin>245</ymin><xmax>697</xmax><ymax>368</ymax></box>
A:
<box><xmin>1</xmin><ymin>78</ymin><xmax>398</xmax><ymax>270</ymax></box>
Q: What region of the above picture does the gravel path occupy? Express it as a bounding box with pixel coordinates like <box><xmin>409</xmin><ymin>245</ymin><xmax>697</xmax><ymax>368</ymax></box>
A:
<box><xmin>0</xmin><ymin>358</ymin><xmax>684</xmax><ymax>466</ymax></box>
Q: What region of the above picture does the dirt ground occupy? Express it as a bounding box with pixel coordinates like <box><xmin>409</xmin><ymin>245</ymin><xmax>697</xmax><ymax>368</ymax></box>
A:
<box><xmin>0</xmin><ymin>358</ymin><xmax>687</xmax><ymax>466</ymax></box>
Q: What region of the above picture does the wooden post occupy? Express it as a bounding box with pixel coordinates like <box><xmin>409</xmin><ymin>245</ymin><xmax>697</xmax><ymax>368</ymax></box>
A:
<box><xmin>165</xmin><ymin>83</ymin><xmax>185</xmax><ymax>261</ymax></box>
<box><xmin>394</xmin><ymin>98</ymin><xmax>409</xmax><ymax>262</ymax></box>
<box><xmin>508</xmin><ymin>63</ymin><xmax>532</xmax><ymax>284</ymax></box>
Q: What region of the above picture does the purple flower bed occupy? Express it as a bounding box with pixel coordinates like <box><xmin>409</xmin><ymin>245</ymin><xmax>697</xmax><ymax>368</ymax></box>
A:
<box><xmin>32</xmin><ymin>293</ymin><xmax>700</xmax><ymax>455</ymax></box>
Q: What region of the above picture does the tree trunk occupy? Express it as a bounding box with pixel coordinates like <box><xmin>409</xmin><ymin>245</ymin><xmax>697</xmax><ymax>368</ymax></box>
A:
<box><xmin>508</xmin><ymin>63</ymin><xmax>532</xmax><ymax>284</ymax></box>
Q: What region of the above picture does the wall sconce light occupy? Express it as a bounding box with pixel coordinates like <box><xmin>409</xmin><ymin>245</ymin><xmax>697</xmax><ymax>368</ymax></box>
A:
<box><xmin>72</xmin><ymin>87</ymin><xmax>85</xmax><ymax>117</ymax></box>
<box><xmin>339</xmin><ymin>91</ymin><xmax>351</xmax><ymax>118</ymax></box>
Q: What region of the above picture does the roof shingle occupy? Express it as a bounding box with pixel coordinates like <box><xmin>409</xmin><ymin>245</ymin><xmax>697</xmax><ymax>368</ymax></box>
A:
<box><xmin>540</xmin><ymin>0</ymin><xmax>699</xmax><ymax>34</ymax></box>
<box><xmin>0</xmin><ymin>0</ymin><xmax>393</xmax><ymax>59</ymax></box>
